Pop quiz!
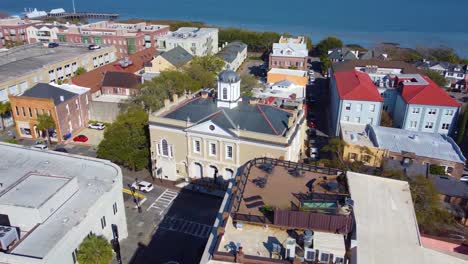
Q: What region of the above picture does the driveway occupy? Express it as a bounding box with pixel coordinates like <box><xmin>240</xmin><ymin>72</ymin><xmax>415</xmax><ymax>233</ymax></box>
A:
<box><xmin>68</xmin><ymin>127</ymin><xmax>105</xmax><ymax>147</ymax></box>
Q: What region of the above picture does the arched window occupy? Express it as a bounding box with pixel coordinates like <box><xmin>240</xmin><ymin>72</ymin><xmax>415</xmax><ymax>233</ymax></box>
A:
<box><xmin>161</xmin><ymin>139</ymin><xmax>169</xmax><ymax>157</ymax></box>
<box><xmin>222</xmin><ymin>87</ymin><xmax>228</xmax><ymax>100</ymax></box>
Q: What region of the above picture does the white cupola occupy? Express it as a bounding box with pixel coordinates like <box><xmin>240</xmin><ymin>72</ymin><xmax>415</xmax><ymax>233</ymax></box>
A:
<box><xmin>217</xmin><ymin>69</ymin><xmax>241</xmax><ymax>109</ymax></box>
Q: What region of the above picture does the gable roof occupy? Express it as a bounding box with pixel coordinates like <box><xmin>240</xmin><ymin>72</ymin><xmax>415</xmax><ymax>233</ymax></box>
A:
<box><xmin>160</xmin><ymin>46</ymin><xmax>193</xmax><ymax>67</ymax></box>
<box><xmin>333</xmin><ymin>70</ymin><xmax>383</xmax><ymax>102</ymax></box>
<box><xmin>217</xmin><ymin>41</ymin><xmax>247</xmax><ymax>63</ymax></box>
<box><xmin>20</xmin><ymin>83</ymin><xmax>77</xmax><ymax>105</ymax></box>
<box><xmin>162</xmin><ymin>97</ymin><xmax>292</xmax><ymax>136</ymax></box>
<box><xmin>399</xmin><ymin>75</ymin><xmax>460</xmax><ymax>107</ymax></box>
<box><xmin>72</xmin><ymin>48</ymin><xmax>155</xmax><ymax>93</ymax></box>
<box><xmin>102</xmin><ymin>71</ymin><xmax>141</xmax><ymax>89</ymax></box>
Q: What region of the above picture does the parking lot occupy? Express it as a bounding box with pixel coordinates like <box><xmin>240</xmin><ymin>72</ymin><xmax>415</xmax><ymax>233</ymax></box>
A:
<box><xmin>116</xmin><ymin>178</ymin><xmax>223</xmax><ymax>264</ymax></box>
<box><xmin>66</xmin><ymin>127</ymin><xmax>105</xmax><ymax>146</ymax></box>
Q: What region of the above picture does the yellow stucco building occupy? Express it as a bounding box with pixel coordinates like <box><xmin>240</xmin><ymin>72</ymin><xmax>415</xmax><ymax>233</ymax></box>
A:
<box><xmin>144</xmin><ymin>46</ymin><xmax>193</xmax><ymax>73</ymax></box>
<box><xmin>149</xmin><ymin>70</ymin><xmax>307</xmax><ymax>182</ymax></box>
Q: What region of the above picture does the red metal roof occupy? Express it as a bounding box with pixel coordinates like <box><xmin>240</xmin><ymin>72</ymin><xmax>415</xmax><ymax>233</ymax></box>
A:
<box><xmin>399</xmin><ymin>76</ymin><xmax>460</xmax><ymax>107</ymax></box>
<box><xmin>334</xmin><ymin>70</ymin><xmax>383</xmax><ymax>102</ymax></box>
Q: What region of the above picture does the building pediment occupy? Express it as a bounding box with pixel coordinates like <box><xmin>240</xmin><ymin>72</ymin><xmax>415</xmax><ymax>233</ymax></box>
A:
<box><xmin>186</xmin><ymin>120</ymin><xmax>236</xmax><ymax>138</ymax></box>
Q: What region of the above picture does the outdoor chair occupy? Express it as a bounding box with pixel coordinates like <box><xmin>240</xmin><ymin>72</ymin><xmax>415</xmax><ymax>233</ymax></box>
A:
<box><xmin>244</xmin><ymin>195</ymin><xmax>262</xmax><ymax>203</ymax></box>
<box><xmin>245</xmin><ymin>200</ymin><xmax>265</xmax><ymax>208</ymax></box>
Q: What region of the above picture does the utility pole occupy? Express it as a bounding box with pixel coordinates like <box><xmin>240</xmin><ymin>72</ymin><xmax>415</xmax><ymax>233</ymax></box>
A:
<box><xmin>72</xmin><ymin>0</ymin><xmax>76</xmax><ymax>14</ymax></box>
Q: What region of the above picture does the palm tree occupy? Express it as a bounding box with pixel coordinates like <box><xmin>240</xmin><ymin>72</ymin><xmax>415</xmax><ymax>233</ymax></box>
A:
<box><xmin>0</xmin><ymin>101</ymin><xmax>11</xmax><ymax>131</ymax></box>
<box><xmin>77</xmin><ymin>234</ymin><xmax>113</xmax><ymax>264</ymax></box>
<box><xmin>36</xmin><ymin>113</ymin><xmax>56</xmax><ymax>146</ymax></box>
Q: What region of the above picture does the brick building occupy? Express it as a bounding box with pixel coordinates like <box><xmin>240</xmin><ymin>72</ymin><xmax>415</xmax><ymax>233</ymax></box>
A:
<box><xmin>57</xmin><ymin>21</ymin><xmax>169</xmax><ymax>58</ymax></box>
<box><xmin>0</xmin><ymin>17</ymin><xmax>41</xmax><ymax>48</ymax></box>
<box><xmin>9</xmin><ymin>83</ymin><xmax>91</xmax><ymax>141</ymax></box>
<box><xmin>101</xmin><ymin>71</ymin><xmax>141</xmax><ymax>96</ymax></box>
<box><xmin>269</xmin><ymin>36</ymin><xmax>308</xmax><ymax>70</ymax></box>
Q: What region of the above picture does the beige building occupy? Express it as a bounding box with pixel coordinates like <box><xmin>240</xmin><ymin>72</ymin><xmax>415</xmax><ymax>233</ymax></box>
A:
<box><xmin>149</xmin><ymin>70</ymin><xmax>307</xmax><ymax>182</ymax></box>
<box><xmin>144</xmin><ymin>46</ymin><xmax>193</xmax><ymax>74</ymax></box>
<box><xmin>0</xmin><ymin>43</ymin><xmax>116</xmax><ymax>103</ymax></box>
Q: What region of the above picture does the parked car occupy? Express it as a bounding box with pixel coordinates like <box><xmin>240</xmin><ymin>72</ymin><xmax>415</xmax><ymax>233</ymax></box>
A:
<box><xmin>88</xmin><ymin>122</ymin><xmax>106</xmax><ymax>130</ymax></box>
<box><xmin>309</xmin><ymin>147</ymin><xmax>319</xmax><ymax>159</ymax></box>
<box><xmin>131</xmin><ymin>181</ymin><xmax>154</xmax><ymax>192</ymax></box>
<box><xmin>460</xmin><ymin>175</ymin><xmax>468</xmax><ymax>182</ymax></box>
<box><xmin>48</xmin><ymin>42</ymin><xmax>59</xmax><ymax>48</ymax></box>
<box><xmin>88</xmin><ymin>44</ymin><xmax>101</xmax><ymax>50</ymax></box>
<box><xmin>32</xmin><ymin>144</ymin><xmax>48</xmax><ymax>150</ymax></box>
<box><xmin>308</xmin><ymin>128</ymin><xmax>317</xmax><ymax>137</ymax></box>
<box><xmin>73</xmin><ymin>135</ymin><xmax>88</xmax><ymax>142</ymax></box>
<box><xmin>308</xmin><ymin>121</ymin><xmax>316</xmax><ymax>128</ymax></box>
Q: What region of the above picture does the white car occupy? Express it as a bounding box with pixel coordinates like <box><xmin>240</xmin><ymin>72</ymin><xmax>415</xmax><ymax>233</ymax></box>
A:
<box><xmin>88</xmin><ymin>44</ymin><xmax>101</xmax><ymax>50</ymax></box>
<box><xmin>460</xmin><ymin>175</ymin><xmax>468</xmax><ymax>182</ymax></box>
<box><xmin>32</xmin><ymin>144</ymin><xmax>48</xmax><ymax>150</ymax></box>
<box><xmin>88</xmin><ymin>122</ymin><xmax>106</xmax><ymax>130</ymax></box>
<box><xmin>131</xmin><ymin>181</ymin><xmax>154</xmax><ymax>192</ymax></box>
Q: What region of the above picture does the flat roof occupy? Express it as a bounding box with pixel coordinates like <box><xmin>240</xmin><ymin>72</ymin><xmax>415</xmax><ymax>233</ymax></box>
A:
<box><xmin>237</xmin><ymin>164</ymin><xmax>347</xmax><ymax>218</ymax></box>
<box><xmin>0</xmin><ymin>143</ymin><xmax>121</xmax><ymax>259</ymax></box>
<box><xmin>340</xmin><ymin>123</ymin><xmax>374</xmax><ymax>147</ymax></box>
<box><xmin>347</xmin><ymin>171</ymin><xmax>467</xmax><ymax>264</ymax></box>
<box><xmin>0</xmin><ymin>43</ymin><xmax>111</xmax><ymax>84</ymax></box>
<box><xmin>0</xmin><ymin>174</ymin><xmax>71</xmax><ymax>208</ymax></box>
<box><xmin>92</xmin><ymin>94</ymin><xmax>129</xmax><ymax>103</ymax></box>
<box><xmin>268</xmin><ymin>68</ymin><xmax>307</xmax><ymax>77</ymax></box>
<box><xmin>219</xmin><ymin>217</ymin><xmax>345</xmax><ymax>259</ymax></box>
<box><xmin>371</xmin><ymin>125</ymin><xmax>466</xmax><ymax>163</ymax></box>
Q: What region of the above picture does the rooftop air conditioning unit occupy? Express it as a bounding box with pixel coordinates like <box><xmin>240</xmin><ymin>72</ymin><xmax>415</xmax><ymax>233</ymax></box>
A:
<box><xmin>303</xmin><ymin>230</ymin><xmax>314</xmax><ymax>248</ymax></box>
<box><xmin>0</xmin><ymin>226</ymin><xmax>18</xmax><ymax>251</ymax></box>
<box><xmin>284</xmin><ymin>237</ymin><xmax>296</xmax><ymax>259</ymax></box>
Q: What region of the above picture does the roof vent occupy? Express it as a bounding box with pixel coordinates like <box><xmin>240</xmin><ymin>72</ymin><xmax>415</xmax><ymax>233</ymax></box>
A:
<box><xmin>409</xmin><ymin>134</ymin><xmax>419</xmax><ymax>141</ymax></box>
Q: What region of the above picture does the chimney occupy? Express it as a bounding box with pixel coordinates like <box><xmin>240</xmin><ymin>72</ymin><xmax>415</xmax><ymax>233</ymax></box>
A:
<box><xmin>172</xmin><ymin>93</ymin><xmax>178</xmax><ymax>103</ymax></box>
<box><xmin>60</xmin><ymin>95</ymin><xmax>64</xmax><ymax>102</ymax></box>
<box><xmin>288</xmin><ymin>115</ymin><xmax>295</xmax><ymax>128</ymax></box>
<box><xmin>235</xmin><ymin>247</ymin><xmax>245</xmax><ymax>263</ymax></box>
<box><xmin>163</xmin><ymin>98</ymin><xmax>170</xmax><ymax>109</ymax></box>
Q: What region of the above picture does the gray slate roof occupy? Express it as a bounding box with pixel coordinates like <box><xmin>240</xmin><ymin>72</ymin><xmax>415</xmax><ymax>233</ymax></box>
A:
<box><xmin>163</xmin><ymin>97</ymin><xmax>292</xmax><ymax>136</ymax></box>
<box><xmin>160</xmin><ymin>46</ymin><xmax>193</xmax><ymax>67</ymax></box>
<box><xmin>21</xmin><ymin>83</ymin><xmax>76</xmax><ymax>105</ymax></box>
<box><xmin>217</xmin><ymin>41</ymin><xmax>247</xmax><ymax>63</ymax></box>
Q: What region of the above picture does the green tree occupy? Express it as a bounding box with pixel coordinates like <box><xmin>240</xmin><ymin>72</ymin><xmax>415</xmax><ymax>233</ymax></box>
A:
<box><xmin>319</xmin><ymin>54</ymin><xmax>332</xmax><ymax>75</ymax></box>
<box><xmin>240</xmin><ymin>74</ymin><xmax>258</xmax><ymax>97</ymax></box>
<box><xmin>316</xmin><ymin>36</ymin><xmax>343</xmax><ymax>56</ymax></box>
<box><xmin>410</xmin><ymin>175</ymin><xmax>453</xmax><ymax>233</ymax></box>
<box><xmin>77</xmin><ymin>234</ymin><xmax>113</xmax><ymax>264</ymax></box>
<box><xmin>36</xmin><ymin>114</ymin><xmax>56</xmax><ymax>146</ymax></box>
<box><xmin>424</xmin><ymin>70</ymin><xmax>448</xmax><ymax>87</ymax></box>
<box><xmin>429</xmin><ymin>164</ymin><xmax>446</xmax><ymax>175</ymax></box>
<box><xmin>0</xmin><ymin>101</ymin><xmax>11</xmax><ymax>130</ymax></box>
<box><xmin>75</xmin><ymin>67</ymin><xmax>87</xmax><ymax>76</ymax></box>
<box><xmin>191</xmin><ymin>55</ymin><xmax>225</xmax><ymax>74</ymax></box>
<box><xmin>381</xmin><ymin>169</ymin><xmax>407</xmax><ymax>181</ymax></box>
<box><xmin>97</xmin><ymin>109</ymin><xmax>150</xmax><ymax>171</ymax></box>
<box><xmin>456</xmin><ymin>107</ymin><xmax>468</xmax><ymax>144</ymax></box>
<box><xmin>184</xmin><ymin>63</ymin><xmax>217</xmax><ymax>88</ymax></box>
<box><xmin>380</xmin><ymin>111</ymin><xmax>393</xmax><ymax>127</ymax></box>
<box><xmin>321</xmin><ymin>138</ymin><xmax>347</xmax><ymax>166</ymax></box>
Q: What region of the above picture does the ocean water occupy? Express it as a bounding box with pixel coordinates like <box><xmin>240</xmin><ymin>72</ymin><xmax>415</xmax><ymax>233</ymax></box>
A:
<box><xmin>1</xmin><ymin>0</ymin><xmax>468</xmax><ymax>56</ymax></box>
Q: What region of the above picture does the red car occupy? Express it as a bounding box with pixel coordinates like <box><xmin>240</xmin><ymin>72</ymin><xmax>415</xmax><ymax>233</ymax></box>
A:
<box><xmin>308</xmin><ymin>121</ymin><xmax>316</xmax><ymax>128</ymax></box>
<box><xmin>73</xmin><ymin>135</ymin><xmax>88</xmax><ymax>142</ymax></box>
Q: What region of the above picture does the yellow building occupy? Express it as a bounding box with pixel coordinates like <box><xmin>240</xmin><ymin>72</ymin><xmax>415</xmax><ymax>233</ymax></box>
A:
<box><xmin>340</xmin><ymin>123</ymin><xmax>387</xmax><ymax>167</ymax></box>
<box><xmin>144</xmin><ymin>46</ymin><xmax>193</xmax><ymax>73</ymax></box>
<box><xmin>267</xmin><ymin>68</ymin><xmax>308</xmax><ymax>86</ymax></box>
<box><xmin>149</xmin><ymin>70</ymin><xmax>307</xmax><ymax>182</ymax></box>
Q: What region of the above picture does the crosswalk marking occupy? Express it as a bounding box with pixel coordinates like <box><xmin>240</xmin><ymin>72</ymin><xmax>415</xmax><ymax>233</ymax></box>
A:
<box><xmin>158</xmin><ymin>216</ymin><xmax>212</xmax><ymax>239</ymax></box>
<box><xmin>147</xmin><ymin>189</ymin><xmax>179</xmax><ymax>215</ymax></box>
